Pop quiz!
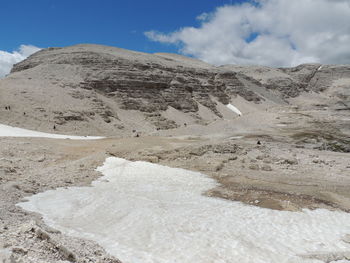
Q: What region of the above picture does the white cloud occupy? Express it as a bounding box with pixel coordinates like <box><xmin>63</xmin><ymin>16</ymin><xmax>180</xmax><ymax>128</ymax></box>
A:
<box><xmin>145</xmin><ymin>0</ymin><xmax>350</xmax><ymax>67</ymax></box>
<box><xmin>0</xmin><ymin>45</ymin><xmax>41</xmax><ymax>78</ymax></box>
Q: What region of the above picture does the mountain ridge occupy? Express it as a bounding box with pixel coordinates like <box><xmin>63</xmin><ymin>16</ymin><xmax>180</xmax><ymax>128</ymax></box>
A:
<box><xmin>1</xmin><ymin>44</ymin><xmax>349</xmax><ymax>136</ymax></box>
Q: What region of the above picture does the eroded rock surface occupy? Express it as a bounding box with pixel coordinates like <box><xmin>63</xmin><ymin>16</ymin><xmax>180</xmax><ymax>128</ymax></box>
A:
<box><xmin>4</xmin><ymin>44</ymin><xmax>348</xmax><ymax>136</ymax></box>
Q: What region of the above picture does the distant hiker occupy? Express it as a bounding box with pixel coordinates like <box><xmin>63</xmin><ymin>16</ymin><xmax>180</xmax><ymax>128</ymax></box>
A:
<box><xmin>5</xmin><ymin>106</ymin><xmax>7</xmax><ymax>110</ymax></box>
<box><xmin>257</xmin><ymin>140</ymin><xmax>261</xmax><ymax>145</ymax></box>
<box><xmin>53</xmin><ymin>125</ymin><xmax>56</xmax><ymax>130</ymax></box>
<box><xmin>136</xmin><ymin>133</ymin><xmax>139</xmax><ymax>138</ymax></box>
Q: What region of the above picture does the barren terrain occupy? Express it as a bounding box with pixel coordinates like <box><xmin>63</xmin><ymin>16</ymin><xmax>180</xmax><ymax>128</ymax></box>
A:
<box><xmin>0</xmin><ymin>44</ymin><xmax>349</xmax><ymax>262</ymax></box>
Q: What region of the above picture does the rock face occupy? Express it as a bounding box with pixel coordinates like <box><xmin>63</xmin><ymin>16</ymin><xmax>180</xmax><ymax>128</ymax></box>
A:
<box><xmin>11</xmin><ymin>45</ymin><xmax>263</xmax><ymax>117</ymax></box>
<box><xmin>1</xmin><ymin>44</ymin><xmax>349</xmax><ymax>135</ymax></box>
<box><xmin>225</xmin><ymin>63</ymin><xmax>350</xmax><ymax>99</ymax></box>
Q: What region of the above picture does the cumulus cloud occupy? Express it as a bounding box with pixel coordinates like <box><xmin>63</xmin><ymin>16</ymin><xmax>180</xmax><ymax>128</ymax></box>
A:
<box><xmin>0</xmin><ymin>45</ymin><xmax>41</xmax><ymax>78</ymax></box>
<box><xmin>145</xmin><ymin>0</ymin><xmax>350</xmax><ymax>67</ymax></box>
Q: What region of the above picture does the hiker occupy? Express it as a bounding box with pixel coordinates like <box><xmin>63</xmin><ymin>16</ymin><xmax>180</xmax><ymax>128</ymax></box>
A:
<box><xmin>5</xmin><ymin>106</ymin><xmax>7</xmax><ymax>110</ymax></box>
<box><xmin>53</xmin><ymin>125</ymin><xmax>56</xmax><ymax>130</ymax></box>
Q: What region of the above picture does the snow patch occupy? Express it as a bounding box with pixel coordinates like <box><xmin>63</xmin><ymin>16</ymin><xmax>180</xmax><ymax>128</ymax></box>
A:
<box><xmin>0</xmin><ymin>124</ymin><xmax>103</xmax><ymax>140</ymax></box>
<box><xmin>229</xmin><ymin>136</ymin><xmax>244</xmax><ymax>139</ymax></box>
<box><xmin>226</xmin><ymin>103</ymin><xmax>242</xmax><ymax>116</ymax></box>
<box><xmin>18</xmin><ymin>157</ymin><xmax>350</xmax><ymax>263</ymax></box>
<box><xmin>0</xmin><ymin>247</ymin><xmax>11</xmax><ymax>262</ymax></box>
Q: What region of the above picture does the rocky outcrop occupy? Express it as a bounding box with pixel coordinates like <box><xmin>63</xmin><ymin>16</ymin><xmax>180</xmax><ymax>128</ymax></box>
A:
<box><xmin>225</xmin><ymin>63</ymin><xmax>350</xmax><ymax>99</ymax></box>
<box><xmin>11</xmin><ymin>45</ymin><xmax>262</xmax><ymax>119</ymax></box>
<box><xmin>4</xmin><ymin>44</ymin><xmax>349</xmax><ymax>135</ymax></box>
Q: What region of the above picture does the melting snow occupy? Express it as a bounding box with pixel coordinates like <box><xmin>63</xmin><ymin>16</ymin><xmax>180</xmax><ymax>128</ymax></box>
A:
<box><xmin>0</xmin><ymin>124</ymin><xmax>103</xmax><ymax>140</ymax></box>
<box><xmin>226</xmin><ymin>103</ymin><xmax>242</xmax><ymax>116</ymax></box>
<box><xmin>18</xmin><ymin>157</ymin><xmax>350</xmax><ymax>263</ymax></box>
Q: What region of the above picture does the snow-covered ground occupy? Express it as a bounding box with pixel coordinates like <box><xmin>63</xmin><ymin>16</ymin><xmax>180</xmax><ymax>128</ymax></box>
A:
<box><xmin>0</xmin><ymin>124</ymin><xmax>103</xmax><ymax>140</ymax></box>
<box><xmin>18</xmin><ymin>157</ymin><xmax>350</xmax><ymax>263</ymax></box>
<box><xmin>226</xmin><ymin>103</ymin><xmax>242</xmax><ymax>116</ymax></box>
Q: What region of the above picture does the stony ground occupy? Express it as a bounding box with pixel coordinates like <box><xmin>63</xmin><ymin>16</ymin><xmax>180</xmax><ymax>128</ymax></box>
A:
<box><xmin>1</xmin><ymin>44</ymin><xmax>350</xmax><ymax>262</ymax></box>
<box><xmin>1</xmin><ymin>102</ymin><xmax>349</xmax><ymax>262</ymax></box>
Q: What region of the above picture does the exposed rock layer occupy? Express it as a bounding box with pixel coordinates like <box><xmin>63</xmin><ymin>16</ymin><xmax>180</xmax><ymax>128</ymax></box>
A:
<box><xmin>1</xmin><ymin>44</ymin><xmax>349</xmax><ymax>135</ymax></box>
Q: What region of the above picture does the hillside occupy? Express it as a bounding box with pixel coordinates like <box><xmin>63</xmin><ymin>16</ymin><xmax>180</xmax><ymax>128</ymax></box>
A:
<box><xmin>1</xmin><ymin>44</ymin><xmax>348</xmax><ymax>138</ymax></box>
<box><xmin>1</xmin><ymin>44</ymin><xmax>350</xmax><ymax>263</ymax></box>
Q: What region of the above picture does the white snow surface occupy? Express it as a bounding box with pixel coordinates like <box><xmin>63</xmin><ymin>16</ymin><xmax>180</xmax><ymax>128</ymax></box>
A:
<box><xmin>0</xmin><ymin>124</ymin><xmax>103</xmax><ymax>140</ymax></box>
<box><xmin>226</xmin><ymin>103</ymin><xmax>242</xmax><ymax>116</ymax></box>
<box><xmin>18</xmin><ymin>157</ymin><xmax>350</xmax><ymax>263</ymax></box>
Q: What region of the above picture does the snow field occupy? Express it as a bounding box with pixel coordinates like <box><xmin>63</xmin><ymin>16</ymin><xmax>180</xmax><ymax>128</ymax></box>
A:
<box><xmin>0</xmin><ymin>124</ymin><xmax>103</xmax><ymax>140</ymax></box>
<box><xmin>18</xmin><ymin>157</ymin><xmax>350</xmax><ymax>263</ymax></box>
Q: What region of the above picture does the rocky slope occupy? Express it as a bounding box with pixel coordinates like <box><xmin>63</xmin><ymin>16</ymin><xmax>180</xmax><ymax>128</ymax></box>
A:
<box><xmin>0</xmin><ymin>44</ymin><xmax>349</xmax><ymax>137</ymax></box>
<box><xmin>1</xmin><ymin>44</ymin><xmax>350</xmax><ymax>263</ymax></box>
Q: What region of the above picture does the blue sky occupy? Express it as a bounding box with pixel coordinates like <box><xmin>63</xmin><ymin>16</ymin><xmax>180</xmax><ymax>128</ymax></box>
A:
<box><xmin>0</xmin><ymin>0</ymin><xmax>248</xmax><ymax>53</ymax></box>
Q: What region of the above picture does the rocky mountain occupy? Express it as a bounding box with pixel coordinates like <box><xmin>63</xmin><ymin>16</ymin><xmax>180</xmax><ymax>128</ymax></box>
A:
<box><xmin>1</xmin><ymin>44</ymin><xmax>350</xmax><ymax>263</ymax></box>
<box><xmin>0</xmin><ymin>44</ymin><xmax>349</xmax><ymax>137</ymax></box>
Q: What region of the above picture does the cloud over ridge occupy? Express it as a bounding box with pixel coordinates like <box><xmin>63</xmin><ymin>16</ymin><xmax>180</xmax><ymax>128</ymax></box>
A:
<box><xmin>0</xmin><ymin>45</ymin><xmax>41</xmax><ymax>78</ymax></box>
<box><xmin>145</xmin><ymin>0</ymin><xmax>350</xmax><ymax>67</ymax></box>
